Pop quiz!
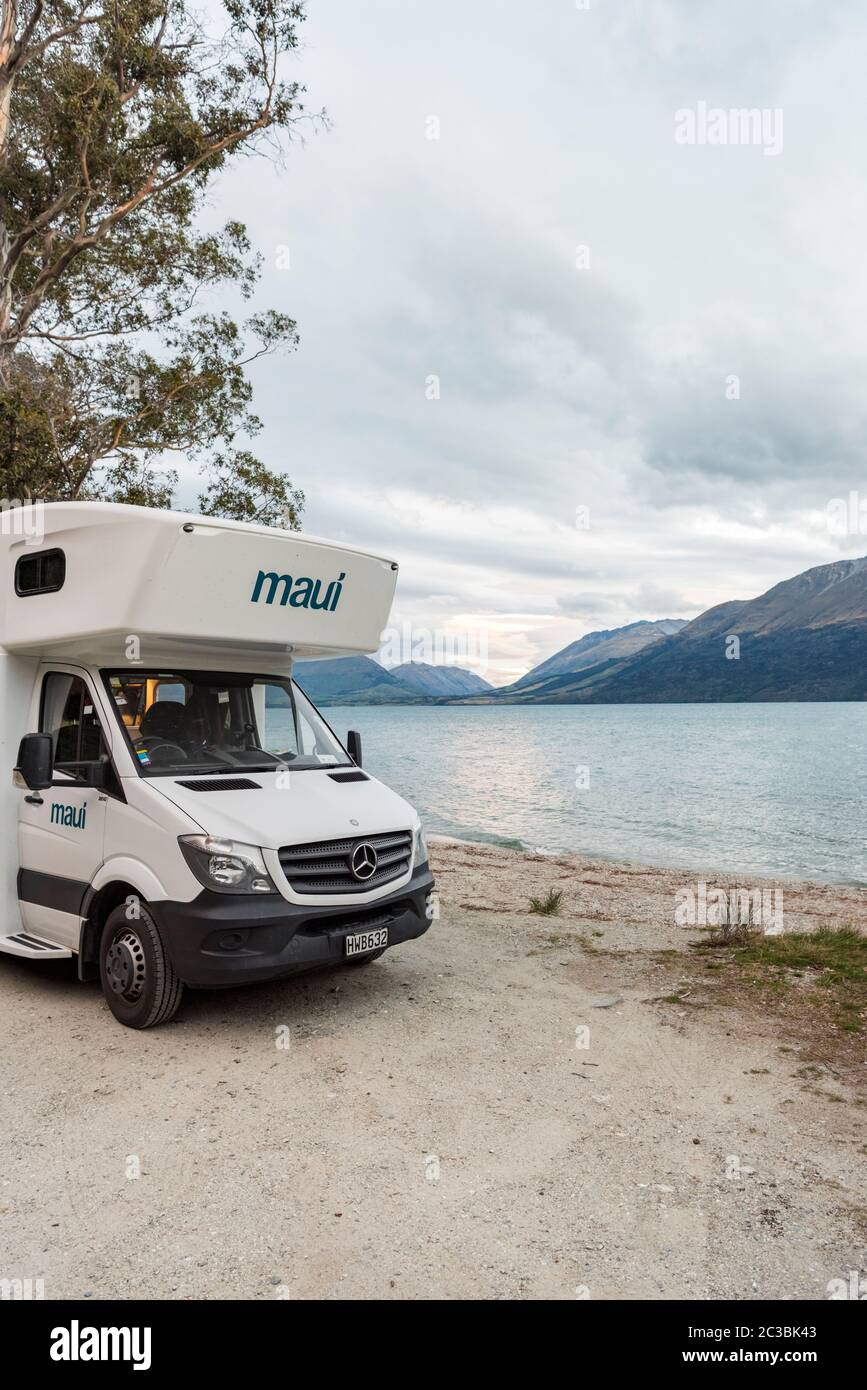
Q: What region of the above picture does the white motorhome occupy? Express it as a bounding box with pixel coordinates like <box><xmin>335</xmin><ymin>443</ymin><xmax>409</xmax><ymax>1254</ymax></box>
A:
<box><xmin>0</xmin><ymin>503</ymin><xmax>434</xmax><ymax>1028</ymax></box>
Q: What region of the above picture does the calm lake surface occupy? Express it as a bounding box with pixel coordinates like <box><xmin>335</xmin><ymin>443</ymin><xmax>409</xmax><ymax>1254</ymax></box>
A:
<box><xmin>321</xmin><ymin>703</ymin><xmax>867</xmax><ymax>885</ymax></box>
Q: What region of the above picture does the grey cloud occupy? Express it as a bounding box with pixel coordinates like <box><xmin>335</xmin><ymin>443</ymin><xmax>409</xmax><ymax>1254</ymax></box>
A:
<box><xmin>179</xmin><ymin>0</ymin><xmax>867</xmax><ymax>672</ymax></box>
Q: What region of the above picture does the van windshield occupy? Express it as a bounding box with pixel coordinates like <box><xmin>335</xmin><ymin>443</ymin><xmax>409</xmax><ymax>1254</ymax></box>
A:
<box><xmin>103</xmin><ymin>671</ymin><xmax>353</xmax><ymax>776</ymax></box>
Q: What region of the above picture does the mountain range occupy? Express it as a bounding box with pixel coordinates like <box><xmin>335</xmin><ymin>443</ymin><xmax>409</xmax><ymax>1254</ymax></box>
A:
<box><xmin>294</xmin><ymin>658</ymin><xmax>492</xmax><ymax>705</ymax></box>
<box><xmin>509</xmin><ymin>619</ymin><xmax>686</xmax><ymax>689</ymax></box>
<box><xmin>295</xmin><ymin>555</ymin><xmax>867</xmax><ymax>705</ymax></box>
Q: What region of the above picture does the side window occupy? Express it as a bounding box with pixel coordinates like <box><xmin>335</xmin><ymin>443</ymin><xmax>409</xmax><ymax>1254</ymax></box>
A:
<box><xmin>15</xmin><ymin>548</ymin><xmax>65</xmax><ymax>596</ymax></box>
<box><xmin>296</xmin><ymin>704</ymin><xmax>324</xmax><ymax>758</ymax></box>
<box><xmin>255</xmin><ymin>683</ymin><xmax>300</xmax><ymax>758</ymax></box>
<box><xmin>41</xmin><ymin>673</ymin><xmax>107</xmax><ymax>779</ymax></box>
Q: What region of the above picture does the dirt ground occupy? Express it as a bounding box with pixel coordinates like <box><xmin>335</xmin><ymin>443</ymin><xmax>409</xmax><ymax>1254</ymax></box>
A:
<box><xmin>1</xmin><ymin>837</ymin><xmax>865</xmax><ymax>1300</ymax></box>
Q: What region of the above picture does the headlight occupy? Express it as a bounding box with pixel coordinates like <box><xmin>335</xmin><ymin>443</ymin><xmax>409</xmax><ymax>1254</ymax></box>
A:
<box><xmin>178</xmin><ymin>835</ymin><xmax>277</xmax><ymax>895</ymax></box>
<box><xmin>413</xmin><ymin>823</ymin><xmax>429</xmax><ymax>868</ymax></box>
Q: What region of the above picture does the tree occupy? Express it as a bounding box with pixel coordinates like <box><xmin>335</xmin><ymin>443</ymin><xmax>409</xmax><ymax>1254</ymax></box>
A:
<box><xmin>0</xmin><ymin>0</ymin><xmax>314</xmax><ymax>524</ymax></box>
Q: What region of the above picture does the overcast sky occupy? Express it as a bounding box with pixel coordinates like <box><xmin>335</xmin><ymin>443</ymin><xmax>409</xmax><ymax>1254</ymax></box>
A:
<box><xmin>180</xmin><ymin>0</ymin><xmax>867</xmax><ymax>684</ymax></box>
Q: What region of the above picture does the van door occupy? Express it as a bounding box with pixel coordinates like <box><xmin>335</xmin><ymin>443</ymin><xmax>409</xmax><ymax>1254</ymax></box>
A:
<box><xmin>17</xmin><ymin>670</ymin><xmax>110</xmax><ymax>949</ymax></box>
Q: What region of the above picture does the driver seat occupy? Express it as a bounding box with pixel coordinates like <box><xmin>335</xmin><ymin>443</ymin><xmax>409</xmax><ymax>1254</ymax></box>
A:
<box><xmin>140</xmin><ymin>700</ymin><xmax>188</xmax><ymax>743</ymax></box>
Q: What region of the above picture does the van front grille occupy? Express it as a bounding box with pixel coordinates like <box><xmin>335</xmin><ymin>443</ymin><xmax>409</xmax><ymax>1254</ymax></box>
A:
<box><xmin>278</xmin><ymin>829</ymin><xmax>413</xmax><ymax>895</ymax></box>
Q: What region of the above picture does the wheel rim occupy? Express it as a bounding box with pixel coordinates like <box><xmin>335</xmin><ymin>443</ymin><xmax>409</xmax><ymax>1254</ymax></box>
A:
<box><xmin>105</xmin><ymin>928</ymin><xmax>146</xmax><ymax>1003</ymax></box>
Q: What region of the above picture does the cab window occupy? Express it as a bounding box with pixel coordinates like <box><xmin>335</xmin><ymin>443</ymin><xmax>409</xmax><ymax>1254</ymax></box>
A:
<box><xmin>40</xmin><ymin>673</ymin><xmax>108</xmax><ymax>781</ymax></box>
<box><xmin>103</xmin><ymin>670</ymin><xmax>350</xmax><ymax>774</ymax></box>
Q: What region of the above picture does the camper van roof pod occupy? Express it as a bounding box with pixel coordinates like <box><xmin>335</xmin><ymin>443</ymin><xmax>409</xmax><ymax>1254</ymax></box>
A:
<box><xmin>0</xmin><ymin>502</ymin><xmax>398</xmax><ymax>666</ymax></box>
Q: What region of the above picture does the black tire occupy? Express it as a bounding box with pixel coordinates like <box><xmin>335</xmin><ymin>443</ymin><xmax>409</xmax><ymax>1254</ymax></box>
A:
<box><xmin>99</xmin><ymin>902</ymin><xmax>184</xmax><ymax>1029</ymax></box>
<box><xmin>346</xmin><ymin>948</ymin><xmax>386</xmax><ymax>966</ymax></box>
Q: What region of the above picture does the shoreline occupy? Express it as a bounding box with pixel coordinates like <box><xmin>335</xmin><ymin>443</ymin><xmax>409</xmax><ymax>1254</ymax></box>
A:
<box><xmin>428</xmin><ymin>834</ymin><xmax>867</xmax><ymax>951</ymax></box>
<box><xmin>429</xmin><ymin>831</ymin><xmax>867</xmax><ymax>893</ymax></box>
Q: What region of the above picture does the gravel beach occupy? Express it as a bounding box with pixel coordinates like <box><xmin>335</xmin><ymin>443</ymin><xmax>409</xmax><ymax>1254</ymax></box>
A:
<box><xmin>1</xmin><ymin>836</ymin><xmax>865</xmax><ymax>1300</ymax></box>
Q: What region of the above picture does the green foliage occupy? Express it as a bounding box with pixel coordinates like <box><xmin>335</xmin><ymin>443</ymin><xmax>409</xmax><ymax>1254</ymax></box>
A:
<box><xmin>695</xmin><ymin>925</ymin><xmax>867</xmax><ymax>1034</ymax></box>
<box><xmin>0</xmin><ymin>0</ymin><xmax>314</xmax><ymax>520</ymax></box>
<box><xmin>198</xmin><ymin>449</ymin><xmax>303</xmax><ymax>526</ymax></box>
<box><xmin>529</xmin><ymin>888</ymin><xmax>564</xmax><ymax>916</ymax></box>
<box><xmin>734</xmin><ymin>926</ymin><xmax>867</xmax><ymax>987</ymax></box>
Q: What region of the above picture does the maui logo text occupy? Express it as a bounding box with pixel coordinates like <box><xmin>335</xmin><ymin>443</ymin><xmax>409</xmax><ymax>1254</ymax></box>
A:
<box><xmin>50</xmin><ymin>802</ymin><xmax>86</xmax><ymax>830</ymax></box>
<box><xmin>250</xmin><ymin>569</ymin><xmax>345</xmax><ymax>611</ymax></box>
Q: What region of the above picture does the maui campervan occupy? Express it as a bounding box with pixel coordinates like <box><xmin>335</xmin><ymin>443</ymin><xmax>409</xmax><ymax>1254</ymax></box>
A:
<box><xmin>0</xmin><ymin>503</ymin><xmax>434</xmax><ymax>1028</ymax></box>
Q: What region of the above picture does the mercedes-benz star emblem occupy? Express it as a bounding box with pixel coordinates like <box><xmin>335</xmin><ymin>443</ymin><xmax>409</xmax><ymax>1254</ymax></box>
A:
<box><xmin>350</xmin><ymin>842</ymin><xmax>378</xmax><ymax>881</ymax></box>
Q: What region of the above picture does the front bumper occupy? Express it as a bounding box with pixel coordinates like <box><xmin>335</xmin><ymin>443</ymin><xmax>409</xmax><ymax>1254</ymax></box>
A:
<box><xmin>151</xmin><ymin>862</ymin><xmax>435</xmax><ymax>988</ymax></box>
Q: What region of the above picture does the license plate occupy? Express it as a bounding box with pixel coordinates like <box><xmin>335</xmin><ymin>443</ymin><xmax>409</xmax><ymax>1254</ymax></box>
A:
<box><xmin>345</xmin><ymin>927</ymin><xmax>388</xmax><ymax>957</ymax></box>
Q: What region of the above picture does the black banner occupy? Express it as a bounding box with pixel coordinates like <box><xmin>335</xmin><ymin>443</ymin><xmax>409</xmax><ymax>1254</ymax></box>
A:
<box><xmin>3</xmin><ymin>1297</ymin><xmax>863</xmax><ymax>1375</ymax></box>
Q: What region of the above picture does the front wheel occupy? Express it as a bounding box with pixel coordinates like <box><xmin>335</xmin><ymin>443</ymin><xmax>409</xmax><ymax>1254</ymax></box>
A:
<box><xmin>99</xmin><ymin>903</ymin><xmax>184</xmax><ymax>1028</ymax></box>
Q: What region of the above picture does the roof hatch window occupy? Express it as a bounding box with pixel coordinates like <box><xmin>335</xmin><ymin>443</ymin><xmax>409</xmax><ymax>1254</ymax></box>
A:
<box><xmin>15</xmin><ymin>548</ymin><xmax>66</xmax><ymax>596</ymax></box>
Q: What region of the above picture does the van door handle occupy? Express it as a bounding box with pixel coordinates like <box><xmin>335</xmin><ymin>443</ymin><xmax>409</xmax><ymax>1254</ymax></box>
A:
<box><xmin>24</xmin><ymin>794</ymin><xmax>43</xmax><ymax>806</ymax></box>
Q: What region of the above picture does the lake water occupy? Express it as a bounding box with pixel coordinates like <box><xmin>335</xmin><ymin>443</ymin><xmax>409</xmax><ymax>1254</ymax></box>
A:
<box><xmin>321</xmin><ymin>703</ymin><xmax>867</xmax><ymax>886</ymax></box>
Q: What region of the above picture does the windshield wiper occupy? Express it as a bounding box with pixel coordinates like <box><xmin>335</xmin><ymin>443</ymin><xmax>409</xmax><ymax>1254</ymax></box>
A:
<box><xmin>187</xmin><ymin>764</ymin><xmax>282</xmax><ymax>775</ymax></box>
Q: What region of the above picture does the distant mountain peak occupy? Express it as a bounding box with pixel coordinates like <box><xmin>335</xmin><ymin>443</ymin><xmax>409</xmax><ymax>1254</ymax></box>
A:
<box><xmin>294</xmin><ymin>655</ymin><xmax>492</xmax><ymax>704</ymax></box>
<box><xmin>510</xmin><ymin>617</ymin><xmax>687</xmax><ymax>688</ymax></box>
<box><xmin>388</xmin><ymin>661</ymin><xmax>492</xmax><ymax>697</ymax></box>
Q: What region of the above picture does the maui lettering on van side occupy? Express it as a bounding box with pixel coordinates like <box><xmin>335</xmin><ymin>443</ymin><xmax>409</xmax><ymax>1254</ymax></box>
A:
<box><xmin>50</xmin><ymin>802</ymin><xmax>86</xmax><ymax>830</ymax></box>
<box><xmin>250</xmin><ymin>570</ymin><xmax>345</xmax><ymax>611</ymax></box>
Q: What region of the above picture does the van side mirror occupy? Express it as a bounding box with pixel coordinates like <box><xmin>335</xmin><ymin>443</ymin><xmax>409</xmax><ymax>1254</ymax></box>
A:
<box><xmin>13</xmin><ymin>733</ymin><xmax>54</xmax><ymax>791</ymax></box>
<box><xmin>347</xmin><ymin>730</ymin><xmax>362</xmax><ymax>767</ymax></box>
<box><xmin>80</xmin><ymin>757</ymin><xmax>108</xmax><ymax>789</ymax></box>
<box><xmin>48</xmin><ymin>755</ymin><xmax>109</xmax><ymax>788</ymax></box>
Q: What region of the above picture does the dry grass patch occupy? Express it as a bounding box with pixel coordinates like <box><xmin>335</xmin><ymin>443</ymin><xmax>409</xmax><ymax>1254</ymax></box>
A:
<box><xmin>528</xmin><ymin>888</ymin><xmax>564</xmax><ymax>916</ymax></box>
<box><xmin>675</xmin><ymin>925</ymin><xmax>867</xmax><ymax>1079</ymax></box>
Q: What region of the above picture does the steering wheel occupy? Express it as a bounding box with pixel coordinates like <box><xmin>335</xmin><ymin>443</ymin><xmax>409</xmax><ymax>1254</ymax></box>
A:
<box><xmin>148</xmin><ymin>743</ymin><xmax>188</xmax><ymax>766</ymax></box>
